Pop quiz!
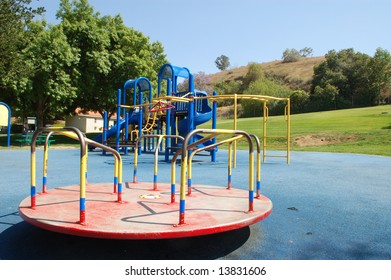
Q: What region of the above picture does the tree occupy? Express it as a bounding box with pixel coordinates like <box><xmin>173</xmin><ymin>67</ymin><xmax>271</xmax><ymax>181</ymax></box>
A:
<box><xmin>282</xmin><ymin>48</ymin><xmax>301</xmax><ymax>63</ymax></box>
<box><xmin>215</xmin><ymin>55</ymin><xmax>230</xmax><ymax>71</ymax></box>
<box><xmin>56</xmin><ymin>0</ymin><xmax>167</xmax><ymax>117</ymax></box>
<box><xmin>369</xmin><ymin>48</ymin><xmax>391</xmax><ymax>104</ymax></box>
<box><xmin>241</xmin><ymin>77</ymin><xmax>293</xmax><ymax>117</ymax></box>
<box><xmin>0</xmin><ymin>0</ymin><xmax>44</xmax><ymax>91</ymax></box>
<box><xmin>311</xmin><ymin>48</ymin><xmax>378</xmax><ymax>108</ymax></box>
<box><xmin>300</xmin><ymin>47</ymin><xmax>313</xmax><ymax>57</ymax></box>
<box><xmin>290</xmin><ymin>90</ymin><xmax>310</xmax><ymax>113</ymax></box>
<box><xmin>178</xmin><ymin>71</ymin><xmax>212</xmax><ymax>93</ymax></box>
<box><xmin>311</xmin><ymin>84</ymin><xmax>339</xmax><ymax>111</ymax></box>
<box><xmin>242</xmin><ymin>62</ymin><xmax>264</xmax><ymax>90</ymax></box>
<box><xmin>14</xmin><ymin>20</ymin><xmax>79</xmax><ymax>127</ymax></box>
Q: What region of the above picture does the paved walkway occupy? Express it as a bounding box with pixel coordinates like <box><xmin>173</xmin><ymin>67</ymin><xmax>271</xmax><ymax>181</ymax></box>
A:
<box><xmin>1</xmin><ymin>148</ymin><xmax>390</xmax><ymax>259</ymax></box>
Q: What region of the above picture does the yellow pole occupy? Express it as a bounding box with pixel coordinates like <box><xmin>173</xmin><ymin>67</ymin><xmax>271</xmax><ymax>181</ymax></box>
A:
<box><xmin>114</xmin><ymin>157</ymin><xmax>118</xmax><ymax>193</ymax></box>
<box><xmin>233</xmin><ymin>94</ymin><xmax>237</xmax><ymax>168</ymax></box>
<box><xmin>187</xmin><ymin>152</ymin><xmax>193</xmax><ymax>195</ymax></box>
<box><xmin>170</xmin><ymin>154</ymin><xmax>177</xmax><ymax>203</ymax></box>
<box><xmin>153</xmin><ymin>136</ymin><xmax>164</xmax><ymax>190</ymax></box>
<box><xmin>228</xmin><ymin>142</ymin><xmax>233</xmax><ymax>189</ymax></box>
<box><xmin>85</xmin><ymin>148</ymin><xmax>89</xmax><ymax>185</ymax></box>
<box><xmin>256</xmin><ymin>147</ymin><xmax>261</xmax><ymax>196</ymax></box>
<box><xmin>179</xmin><ymin>151</ymin><xmax>187</xmax><ymax>224</ymax></box>
<box><xmin>117</xmin><ymin>155</ymin><xmax>123</xmax><ymax>202</ymax></box>
<box><xmin>80</xmin><ymin>152</ymin><xmax>87</xmax><ymax>225</ymax></box>
<box><xmin>248</xmin><ymin>151</ymin><xmax>254</xmax><ymax>212</ymax></box>
<box><xmin>286</xmin><ymin>98</ymin><xmax>291</xmax><ymax>164</ymax></box>
<box><xmin>42</xmin><ymin>142</ymin><xmax>49</xmax><ymax>193</ymax></box>
<box><xmin>30</xmin><ymin>149</ymin><xmax>36</xmax><ymax>208</ymax></box>
<box><xmin>263</xmin><ymin>102</ymin><xmax>267</xmax><ymax>163</ymax></box>
<box><xmin>133</xmin><ymin>143</ymin><xmax>138</xmax><ymax>183</ymax></box>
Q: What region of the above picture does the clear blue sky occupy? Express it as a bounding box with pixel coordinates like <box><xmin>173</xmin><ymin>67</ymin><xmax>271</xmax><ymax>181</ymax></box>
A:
<box><xmin>30</xmin><ymin>0</ymin><xmax>390</xmax><ymax>74</ymax></box>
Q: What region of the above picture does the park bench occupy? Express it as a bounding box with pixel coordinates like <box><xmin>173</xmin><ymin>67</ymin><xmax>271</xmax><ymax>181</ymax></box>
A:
<box><xmin>16</xmin><ymin>133</ymin><xmax>56</xmax><ymax>147</ymax></box>
<box><xmin>16</xmin><ymin>133</ymin><xmax>33</xmax><ymax>147</ymax></box>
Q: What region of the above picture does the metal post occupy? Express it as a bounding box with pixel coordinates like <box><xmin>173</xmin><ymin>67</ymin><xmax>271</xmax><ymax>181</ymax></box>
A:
<box><xmin>116</xmin><ymin>89</ymin><xmax>121</xmax><ymax>152</ymax></box>
<box><xmin>286</xmin><ymin>98</ymin><xmax>291</xmax><ymax>164</ymax></box>
<box><xmin>153</xmin><ymin>136</ymin><xmax>164</xmax><ymax>190</ymax></box>
<box><xmin>165</xmin><ymin>80</ymin><xmax>172</xmax><ymax>162</ymax></box>
<box><xmin>228</xmin><ymin>142</ymin><xmax>233</xmax><ymax>189</ymax></box>
<box><xmin>263</xmin><ymin>102</ymin><xmax>268</xmax><ymax>163</ymax></box>
<box><xmin>233</xmin><ymin>94</ymin><xmax>238</xmax><ymax>167</ymax></box>
<box><xmin>42</xmin><ymin>135</ymin><xmax>49</xmax><ymax>194</ymax></box>
<box><xmin>103</xmin><ymin>110</ymin><xmax>108</xmax><ymax>155</ymax></box>
<box><xmin>179</xmin><ymin>129</ymin><xmax>254</xmax><ymax>225</ymax></box>
<box><xmin>211</xmin><ymin>91</ymin><xmax>218</xmax><ymax>162</ymax></box>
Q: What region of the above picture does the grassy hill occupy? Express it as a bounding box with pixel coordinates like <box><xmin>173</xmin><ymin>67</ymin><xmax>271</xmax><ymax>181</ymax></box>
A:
<box><xmin>210</xmin><ymin>56</ymin><xmax>325</xmax><ymax>87</ymax></box>
<box><xmin>206</xmin><ymin>57</ymin><xmax>391</xmax><ymax>157</ymax></box>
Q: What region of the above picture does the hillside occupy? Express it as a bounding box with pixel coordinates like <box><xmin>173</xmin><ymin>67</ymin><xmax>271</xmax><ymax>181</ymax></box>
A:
<box><xmin>209</xmin><ymin>56</ymin><xmax>325</xmax><ymax>90</ymax></box>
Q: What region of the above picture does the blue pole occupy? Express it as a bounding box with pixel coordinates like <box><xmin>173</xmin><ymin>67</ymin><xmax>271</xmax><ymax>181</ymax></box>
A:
<box><xmin>125</xmin><ymin>112</ymin><xmax>129</xmax><ymax>154</ymax></box>
<box><xmin>122</xmin><ymin>86</ymin><xmax>127</xmax><ymax>118</ymax></box>
<box><xmin>103</xmin><ymin>110</ymin><xmax>108</xmax><ymax>155</ymax></box>
<box><xmin>157</xmin><ymin>77</ymin><xmax>161</xmax><ymax>97</ymax></box>
<box><xmin>116</xmin><ymin>89</ymin><xmax>121</xmax><ymax>152</ymax></box>
<box><xmin>188</xmin><ymin>92</ymin><xmax>195</xmax><ymax>150</ymax></box>
<box><xmin>164</xmin><ymin>79</ymin><xmax>172</xmax><ymax>162</ymax></box>
<box><xmin>138</xmin><ymin>107</ymin><xmax>143</xmax><ymax>155</ymax></box>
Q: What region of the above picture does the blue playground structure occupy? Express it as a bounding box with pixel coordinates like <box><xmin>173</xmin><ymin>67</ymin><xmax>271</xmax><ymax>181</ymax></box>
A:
<box><xmin>92</xmin><ymin>64</ymin><xmax>217</xmax><ymax>161</ymax></box>
<box><xmin>157</xmin><ymin>64</ymin><xmax>216</xmax><ymax>161</ymax></box>
<box><xmin>91</xmin><ymin>77</ymin><xmax>153</xmax><ymax>152</ymax></box>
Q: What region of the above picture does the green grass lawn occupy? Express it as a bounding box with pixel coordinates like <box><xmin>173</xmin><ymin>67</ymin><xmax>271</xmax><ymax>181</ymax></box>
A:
<box><xmin>203</xmin><ymin>105</ymin><xmax>391</xmax><ymax>157</ymax></box>
<box><xmin>2</xmin><ymin>105</ymin><xmax>391</xmax><ymax>157</ymax></box>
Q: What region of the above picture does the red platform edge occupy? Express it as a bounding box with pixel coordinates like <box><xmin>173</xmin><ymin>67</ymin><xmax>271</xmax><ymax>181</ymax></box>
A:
<box><xmin>19</xmin><ymin>182</ymin><xmax>273</xmax><ymax>239</ymax></box>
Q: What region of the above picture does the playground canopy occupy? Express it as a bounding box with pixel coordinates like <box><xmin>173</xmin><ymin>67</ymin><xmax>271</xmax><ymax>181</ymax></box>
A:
<box><xmin>158</xmin><ymin>64</ymin><xmax>194</xmax><ymax>94</ymax></box>
<box><xmin>158</xmin><ymin>64</ymin><xmax>192</xmax><ymax>80</ymax></box>
<box><xmin>123</xmin><ymin>77</ymin><xmax>152</xmax><ymax>93</ymax></box>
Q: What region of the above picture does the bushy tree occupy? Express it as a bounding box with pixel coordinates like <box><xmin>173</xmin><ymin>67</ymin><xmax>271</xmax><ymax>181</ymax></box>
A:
<box><xmin>282</xmin><ymin>48</ymin><xmax>301</xmax><ymax>63</ymax></box>
<box><xmin>311</xmin><ymin>48</ymin><xmax>383</xmax><ymax>108</ymax></box>
<box><xmin>0</xmin><ymin>0</ymin><xmax>43</xmax><ymax>91</ymax></box>
<box><xmin>178</xmin><ymin>71</ymin><xmax>213</xmax><ymax>94</ymax></box>
<box><xmin>290</xmin><ymin>90</ymin><xmax>310</xmax><ymax>113</ymax></box>
<box><xmin>13</xmin><ymin>21</ymin><xmax>79</xmax><ymax>127</ymax></box>
<box><xmin>215</xmin><ymin>55</ymin><xmax>230</xmax><ymax>71</ymax></box>
<box><xmin>369</xmin><ymin>48</ymin><xmax>391</xmax><ymax>104</ymax></box>
<box><xmin>299</xmin><ymin>47</ymin><xmax>313</xmax><ymax>57</ymax></box>
<box><xmin>242</xmin><ymin>62</ymin><xmax>264</xmax><ymax>90</ymax></box>
<box><xmin>2</xmin><ymin>0</ymin><xmax>167</xmax><ymax>125</ymax></box>
<box><xmin>241</xmin><ymin>78</ymin><xmax>293</xmax><ymax>117</ymax></box>
<box><xmin>311</xmin><ymin>84</ymin><xmax>339</xmax><ymax>111</ymax></box>
<box><xmin>56</xmin><ymin>0</ymin><xmax>167</xmax><ymax>116</ymax></box>
<box><xmin>213</xmin><ymin>80</ymin><xmax>242</xmax><ymax>106</ymax></box>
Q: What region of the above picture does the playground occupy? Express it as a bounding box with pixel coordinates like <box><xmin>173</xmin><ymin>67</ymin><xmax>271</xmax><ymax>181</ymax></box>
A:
<box><xmin>1</xmin><ymin>148</ymin><xmax>390</xmax><ymax>259</ymax></box>
<box><xmin>0</xmin><ymin>63</ymin><xmax>390</xmax><ymax>260</ymax></box>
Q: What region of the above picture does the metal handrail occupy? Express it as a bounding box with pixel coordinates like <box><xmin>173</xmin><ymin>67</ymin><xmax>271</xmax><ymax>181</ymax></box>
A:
<box><xmin>177</xmin><ymin>129</ymin><xmax>255</xmax><ymax>225</ymax></box>
<box><xmin>30</xmin><ymin>127</ymin><xmax>122</xmax><ymax>226</ymax></box>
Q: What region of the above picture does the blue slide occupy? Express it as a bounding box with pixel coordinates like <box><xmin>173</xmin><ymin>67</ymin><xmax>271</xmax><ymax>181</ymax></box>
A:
<box><xmin>177</xmin><ymin>91</ymin><xmax>214</xmax><ymax>148</ymax></box>
<box><xmin>90</xmin><ymin>110</ymin><xmax>141</xmax><ymax>149</ymax></box>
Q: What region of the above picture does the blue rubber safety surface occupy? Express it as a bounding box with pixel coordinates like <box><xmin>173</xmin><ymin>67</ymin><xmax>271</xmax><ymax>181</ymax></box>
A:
<box><xmin>0</xmin><ymin>148</ymin><xmax>390</xmax><ymax>260</ymax></box>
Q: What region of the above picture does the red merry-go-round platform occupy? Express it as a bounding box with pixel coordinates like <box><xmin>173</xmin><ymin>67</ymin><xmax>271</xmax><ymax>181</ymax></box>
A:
<box><xmin>19</xmin><ymin>182</ymin><xmax>272</xmax><ymax>239</ymax></box>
